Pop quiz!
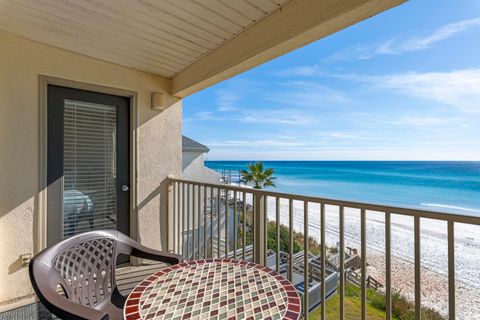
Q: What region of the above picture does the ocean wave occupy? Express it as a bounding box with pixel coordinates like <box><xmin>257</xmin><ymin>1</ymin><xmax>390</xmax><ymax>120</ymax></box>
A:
<box><xmin>420</xmin><ymin>203</ymin><xmax>480</xmax><ymax>214</ymax></box>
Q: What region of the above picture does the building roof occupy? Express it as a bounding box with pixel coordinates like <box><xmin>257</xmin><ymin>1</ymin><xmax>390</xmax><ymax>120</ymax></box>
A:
<box><xmin>182</xmin><ymin>136</ymin><xmax>209</xmax><ymax>153</ymax></box>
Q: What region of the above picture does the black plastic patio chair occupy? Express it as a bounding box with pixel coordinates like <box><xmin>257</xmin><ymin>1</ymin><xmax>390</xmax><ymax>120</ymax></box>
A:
<box><xmin>29</xmin><ymin>230</ymin><xmax>182</xmax><ymax>320</ymax></box>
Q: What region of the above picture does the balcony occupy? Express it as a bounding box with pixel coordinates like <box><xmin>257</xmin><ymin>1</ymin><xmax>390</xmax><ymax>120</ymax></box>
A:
<box><xmin>167</xmin><ymin>177</ymin><xmax>480</xmax><ymax>319</ymax></box>
<box><xmin>0</xmin><ymin>0</ymin><xmax>415</xmax><ymax>317</ymax></box>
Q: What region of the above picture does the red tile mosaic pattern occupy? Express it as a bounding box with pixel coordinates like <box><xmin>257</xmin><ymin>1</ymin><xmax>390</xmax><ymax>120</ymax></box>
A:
<box><xmin>124</xmin><ymin>259</ymin><xmax>301</xmax><ymax>320</ymax></box>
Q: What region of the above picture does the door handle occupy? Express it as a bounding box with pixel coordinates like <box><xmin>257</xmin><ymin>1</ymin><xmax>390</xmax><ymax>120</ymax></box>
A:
<box><xmin>121</xmin><ymin>185</ymin><xmax>129</xmax><ymax>192</ymax></box>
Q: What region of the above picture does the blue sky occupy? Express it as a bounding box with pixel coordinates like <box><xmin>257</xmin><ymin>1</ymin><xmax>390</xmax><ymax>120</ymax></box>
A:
<box><xmin>183</xmin><ymin>0</ymin><xmax>480</xmax><ymax>160</ymax></box>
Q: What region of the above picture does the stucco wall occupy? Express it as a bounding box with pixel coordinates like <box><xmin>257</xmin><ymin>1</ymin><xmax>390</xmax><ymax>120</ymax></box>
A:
<box><xmin>182</xmin><ymin>152</ymin><xmax>220</xmax><ymax>184</ymax></box>
<box><xmin>0</xmin><ymin>31</ymin><xmax>182</xmax><ymax>310</ymax></box>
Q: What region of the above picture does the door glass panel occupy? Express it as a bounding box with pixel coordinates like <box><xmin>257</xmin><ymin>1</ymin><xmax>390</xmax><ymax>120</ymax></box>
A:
<box><xmin>63</xmin><ymin>99</ymin><xmax>117</xmax><ymax>238</ymax></box>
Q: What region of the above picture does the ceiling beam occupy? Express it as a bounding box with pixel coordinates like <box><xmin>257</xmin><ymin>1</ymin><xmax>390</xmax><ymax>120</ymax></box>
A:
<box><xmin>170</xmin><ymin>0</ymin><xmax>406</xmax><ymax>97</ymax></box>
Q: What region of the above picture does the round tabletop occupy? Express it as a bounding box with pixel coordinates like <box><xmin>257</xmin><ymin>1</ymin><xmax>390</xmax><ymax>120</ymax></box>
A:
<box><xmin>124</xmin><ymin>258</ymin><xmax>302</xmax><ymax>320</ymax></box>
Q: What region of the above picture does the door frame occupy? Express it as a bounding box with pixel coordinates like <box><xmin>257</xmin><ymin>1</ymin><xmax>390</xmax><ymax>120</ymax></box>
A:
<box><xmin>37</xmin><ymin>75</ymin><xmax>138</xmax><ymax>253</ymax></box>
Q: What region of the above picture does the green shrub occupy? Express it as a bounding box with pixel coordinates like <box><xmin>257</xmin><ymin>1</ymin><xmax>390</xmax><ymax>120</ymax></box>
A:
<box><xmin>339</xmin><ymin>284</ymin><xmax>445</xmax><ymax>320</ymax></box>
<box><xmin>367</xmin><ymin>288</ymin><xmax>385</xmax><ymax>311</ymax></box>
<box><xmin>266</xmin><ymin>221</ymin><xmax>302</xmax><ymax>253</ymax></box>
<box><xmin>345</xmin><ymin>283</ymin><xmax>360</xmax><ymax>298</ymax></box>
<box><xmin>329</xmin><ymin>246</ymin><xmax>338</xmax><ymax>254</ymax></box>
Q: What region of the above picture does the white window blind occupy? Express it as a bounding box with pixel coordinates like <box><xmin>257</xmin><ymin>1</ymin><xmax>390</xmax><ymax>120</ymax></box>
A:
<box><xmin>63</xmin><ymin>100</ymin><xmax>117</xmax><ymax>238</ymax></box>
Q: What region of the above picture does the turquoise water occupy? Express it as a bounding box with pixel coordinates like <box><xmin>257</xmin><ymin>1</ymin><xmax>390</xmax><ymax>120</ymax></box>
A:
<box><xmin>205</xmin><ymin>161</ymin><xmax>480</xmax><ymax>215</ymax></box>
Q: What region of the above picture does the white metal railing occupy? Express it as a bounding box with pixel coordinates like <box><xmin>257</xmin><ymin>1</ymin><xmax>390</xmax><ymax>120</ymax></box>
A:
<box><xmin>167</xmin><ymin>177</ymin><xmax>480</xmax><ymax>319</ymax></box>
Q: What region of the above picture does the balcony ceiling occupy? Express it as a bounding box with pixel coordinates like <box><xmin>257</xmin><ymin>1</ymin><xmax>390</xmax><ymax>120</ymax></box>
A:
<box><xmin>0</xmin><ymin>0</ymin><xmax>405</xmax><ymax>96</ymax></box>
<box><xmin>0</xmin><ymin>0</ymin><xmax>290</xmax><ymax>75</ymax></box>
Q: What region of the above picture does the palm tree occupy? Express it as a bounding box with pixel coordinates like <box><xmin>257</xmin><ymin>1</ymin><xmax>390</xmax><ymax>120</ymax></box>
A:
<box><xmin>240</xmin><ymin>161</ymin><xmax>277</xmax><ymax>189</ymax></box>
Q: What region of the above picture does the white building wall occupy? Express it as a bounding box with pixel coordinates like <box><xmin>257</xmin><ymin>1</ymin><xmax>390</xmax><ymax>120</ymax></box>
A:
<box><xmin>182</xmin><ymin>151</ymin><xmax>220</xmax><ymax>184</ymax></box>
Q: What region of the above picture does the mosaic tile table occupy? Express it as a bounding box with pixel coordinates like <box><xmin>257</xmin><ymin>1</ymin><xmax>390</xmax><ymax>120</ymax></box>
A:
<box><xmin>124</xmin><ymin>258</ymin><xmax>302</xmax><ymax>320</ymax></box>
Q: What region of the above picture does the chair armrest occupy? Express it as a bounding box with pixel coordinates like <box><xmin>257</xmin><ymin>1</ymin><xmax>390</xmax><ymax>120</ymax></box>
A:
<box><xmin>114</xmin><ymin>231</ymin><xmax>183</xmax><ymax>265</ymax></box>
<box><xmin>130</xmin><ymin>242</ymin><xmax>183</xmax><ymax>265</ymax></box>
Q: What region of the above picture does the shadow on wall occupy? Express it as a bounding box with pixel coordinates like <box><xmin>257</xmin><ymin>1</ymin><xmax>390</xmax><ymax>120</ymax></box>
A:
<box><xmin>134</xmin><ymin>178</ymin><xmax>170</xmax><ymax>251</ymax></box>
<box><xmin>182</xmin><ymin>152</ymin><xmax>201</xmax><ymax>170</ymax></box>
<box><xmin>8</xmin><ymin>255</ymin><xmax>26</xmax><ymax>275</ymax></box>
<box><xmin>0</xmin><ymin>192</ymin><xmax>40</xmax><ymax>276</ymax></box>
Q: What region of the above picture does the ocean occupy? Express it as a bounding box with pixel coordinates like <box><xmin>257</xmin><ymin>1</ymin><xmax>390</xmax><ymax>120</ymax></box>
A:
<box><xmin>205</xmin><ymin>161</ymin><xmax>480</xmax><ymax>215</ymax></box>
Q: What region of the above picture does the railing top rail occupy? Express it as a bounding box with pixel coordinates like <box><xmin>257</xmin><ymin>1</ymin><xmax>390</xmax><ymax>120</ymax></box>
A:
<box><xmin>169</xmin><ymin>177</ymin><xmax>480</xmax><ymax>225</ymax></box>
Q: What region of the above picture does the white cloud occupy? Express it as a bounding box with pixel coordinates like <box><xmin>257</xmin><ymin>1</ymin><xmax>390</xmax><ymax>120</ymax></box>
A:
<box><xmin>398</xmin><ymin>17</ymin><xmax>480</xmax><ymax>51</ymax></box>
<box><xmin>319</xmin><ymin>132</ymin><xmax>369</xmax><ymax>140</ymax></box>
<box><xmin>184</xmin><ymin>111</ymin><xmax>223</xmax><ymax>122</ymax></box>
<box><xmin>266</xmin><ymin>81</ymin><xmax>349</xmax><ymax>107</ymax></box>
<box><xmin>216</xmin><ymin>90</ymin><xmax>238</xmax><ymax>112</ymax></box>
<box><xmin>366</xmin><ymin>69</ymin><xmax>480</xmax><ymax>113</ymax></box>
<box><xmin>329</xmin><ymin>17</ymin><xmax>480</xmax><ymax>61</ymax></box>
<box><xmin>238</xmin><ymin>112</ymin><xmax>310</xmax><ymax>125</ymax></box>
<box><xmin>370</xmin><ymin>115</ymin><xmax>450</xmax><ymax>126</ymax></box>
<box><xmin>185</xmin><ymin>108</ymin><xmax>312</xmax><ymax>125</ymax></box>
<box><xmin>275</xmin><ymin>65</ymin><xmax>324</xmax><ymax>77</ymax></box>
<box><xmin>208</xmin><ymin>139</ymin><xmax>307</xmax><ymax>148</ymax></box>
<box><xmin>329</xmin><ymin>43</ymin><xmax>380</xmax><ymax>61</ymax></box>
<box><xmin>279</xmin><ymin>67</ymin><xmax>480</xmax><ymax>113</ymax></box>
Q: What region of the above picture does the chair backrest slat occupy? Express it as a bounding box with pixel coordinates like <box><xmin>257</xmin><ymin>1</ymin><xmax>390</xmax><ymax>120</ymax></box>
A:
<box><xmin>52</xmin><ymin>237</ymin><xmax>116</xmax><ymax>306</ymax></box>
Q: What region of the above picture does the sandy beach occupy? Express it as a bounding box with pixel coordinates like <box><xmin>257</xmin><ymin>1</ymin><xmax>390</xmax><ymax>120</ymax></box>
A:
<box><xmin>262</xmin><ymin>197</ymin><xmax>480</xmax><ymax>319</ymax></box>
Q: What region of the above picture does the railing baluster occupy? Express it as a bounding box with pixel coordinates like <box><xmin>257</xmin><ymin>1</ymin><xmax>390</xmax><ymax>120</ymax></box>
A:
<box><xmin>243</xmin><ymin>191</ymin><xmax>246</xmax><ymax>260</ymax></box>
<box><xmin>192</xmin><ymin>185</ymin><xmax>196</xmax><ymax>260</ymax></box>
<box><xmin>187</xmin><ymin>184</ymin><xmax>191</xmax><ymax>260</ymax></box>
<box><xmin>210</xmin><ymin>187</ymin><xmax>214</xmax><ymax>258</ymax></box>
<box><xmin>339</xmin><ymin>206</ymin><xmax>345</xmax><ymax>320</ymax></box>
<box><xmin>217</xmin><ymin>188</ymin><xmax>221</xmax><ymax>258</ymax></box>
<box><xmin>233</xmin><ymin>191</ymin><xmax>238</xmax><ymax>259</ymax></box>
<box><xmin>182</xmin><ymin>183</ymin><xmax>185</xmax><ymax>258</ymax></box>
<box><xmin>264</xmin><ymin>195</ymin><xmax>268</xmax><ymax>265</ymax></box>
<box><xmin>253</xmin><ymin>192</ymin><xmax>266</xmax><ymax>265</ymax></box>
<box><xmin>289</xmin><ymin>198</ymin><xmax>293</xmax><ymax>282</ymax></box>
<box><xmin>173</xmin><ymin>182</ymin><xmax>177</xmax><ymax>253</ymax></box>
<box><xmin>414</xmin><ymin>216</ymin><xmax>421</xmax><ymax>319</ymax></box>
<box><xmin>225</xmin><ymin>188</ymin><xmax>229</xmax><ymax>258</ymax></box>
<box><xmin>177</xmin><ymin>182</ymin><xmax>180</xmax><ymax>255</ymax></box>
<box><xmin>303</xmin><ymin>201</ymin><xmax>309</xmax><ymax>319</ymax></box>
<box><xmin>320</xmin><ymin>203</ymin><xmax>326</xmax><ymax>320</ymax></box>
<box><xmin>448</xmin><ymin>221</ymin><xmax>455</xmax><ymax>319</ymax></box>
<box><xmin>276</xmin><ymin>197</ymin><xmax>280</xmax><ymax>273</ymax></box>
<box><xmin>204</xmin><ymin>185</ymin><xmax>207</xmax><ymax>259</ymax></box>
<box><xmin>253</xmin><ymin>193</ymin><xmax>256</xmax><ymax>262</ymax></box>
<box><xmin>360</xmin><ymin>208</ymin><xmax>367</xmax><ymax>320</ymax></box>
<box><xmin>385</xmin><ymin>212</ymin><xmax>392</xmax><ymax>320</ymax></box>
<box><xmin>197</xmin><ymin>184</ymin><xmax>201</xmax><ymax>259</ymax></box>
